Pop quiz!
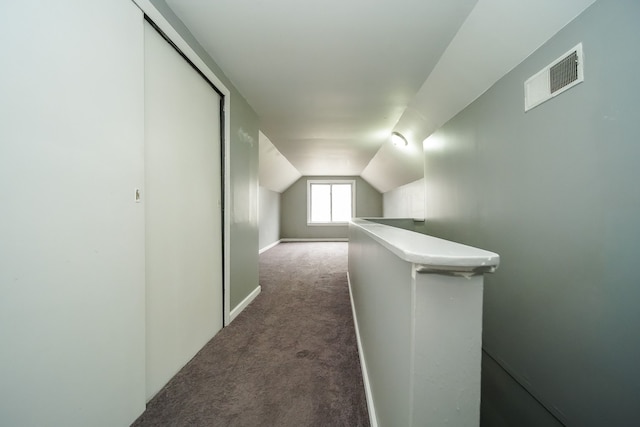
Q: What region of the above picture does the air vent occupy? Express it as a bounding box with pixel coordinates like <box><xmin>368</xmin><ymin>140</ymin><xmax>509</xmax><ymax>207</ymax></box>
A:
<box><xmin>525</xmin><ymin>43</ymin><xmax>583</xmax><ymax>111</ymax></box>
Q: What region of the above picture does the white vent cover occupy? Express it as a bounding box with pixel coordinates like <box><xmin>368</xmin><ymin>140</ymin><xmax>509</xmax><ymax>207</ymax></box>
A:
<box><xmin>525</xmin><ymin>43</ymin><xmax>584</xmax><ymax>111</ymax></box>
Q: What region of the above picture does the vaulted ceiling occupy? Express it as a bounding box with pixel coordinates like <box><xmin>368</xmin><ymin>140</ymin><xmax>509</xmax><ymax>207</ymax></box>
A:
<box><xmin>163</xmin><ymin>0</ymin><xmax>596</xmax><ymax>193</ymax></box>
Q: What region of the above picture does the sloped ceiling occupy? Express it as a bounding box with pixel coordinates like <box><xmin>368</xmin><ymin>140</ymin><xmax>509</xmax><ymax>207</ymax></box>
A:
<box><xmin>259</xmin><ymin>131</ymin><xmax>301</xmax><ymax>193</ymax></box>
<box><xmin>362</xmin><ymin>0</ymin><xmax>597</xmax><ymax>192</ymax></box>
<box><xmin>164</xmin><ymin>0</ymin><xmax>596</xmax><ymax>194</ymax></box>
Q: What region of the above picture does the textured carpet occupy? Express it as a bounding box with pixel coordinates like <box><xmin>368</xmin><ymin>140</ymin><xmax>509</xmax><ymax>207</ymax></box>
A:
<box><xmin>133</xmin><ymin>242</ymin><xmax>370</xmax><ymax>426</ymax></box>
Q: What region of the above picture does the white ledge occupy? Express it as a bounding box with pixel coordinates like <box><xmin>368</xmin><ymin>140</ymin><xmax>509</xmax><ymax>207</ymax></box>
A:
<box><xmin>350</xmin><ymin>218</ymin><xmax>500</xmax><ymax>273</ymax></box>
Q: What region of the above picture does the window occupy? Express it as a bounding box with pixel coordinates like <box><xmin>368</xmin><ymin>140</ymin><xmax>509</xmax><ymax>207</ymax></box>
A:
<box><xmin>307</xmin><ymin>180</ymin><xmax>356</xmax><ymax>225</ymax></box>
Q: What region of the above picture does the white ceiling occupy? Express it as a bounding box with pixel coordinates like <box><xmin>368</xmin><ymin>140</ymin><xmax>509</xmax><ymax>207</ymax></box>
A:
<box><xmin>164</xmin><ymin>0</ymin><xmax>596</xmax><ymax>193</ymax></box>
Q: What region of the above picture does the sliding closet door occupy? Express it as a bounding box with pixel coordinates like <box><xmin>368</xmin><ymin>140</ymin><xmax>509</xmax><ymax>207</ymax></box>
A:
<box><xmin>144</xmin><ymin>20</ymin><xmax>223</xmax><ymax>400</ymax></box>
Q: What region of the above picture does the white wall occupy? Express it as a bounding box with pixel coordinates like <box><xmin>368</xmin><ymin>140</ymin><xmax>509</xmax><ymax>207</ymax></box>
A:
<box><xmin>0</xmin><ymin>2</ymin><xmax>146</xmax><ymax>426</ymax></box>
<box><xmin>349</xmin><ymin>221</ymin><xmax>492</xmax><ymax>426</ymax></box>
<box><xmin>348</xmin><ymin>226</ymin><xmax>413</xmax><ymax>426</ymax></box>
<box><xmin>382</xmin><ymin>178</ymin><xmax>425</xmax><ymax>219</ymax></box>
<box><xmin>259</xmin><ymin>186</ymin><xmax>281</xmax><ymax>251</ymax></box>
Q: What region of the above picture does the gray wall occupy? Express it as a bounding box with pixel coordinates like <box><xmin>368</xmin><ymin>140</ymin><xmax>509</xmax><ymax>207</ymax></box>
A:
<box><xmin>259</xmin><ymin>186</ymin><xmax>281</xmax><ymax>250</ymax></box>
<box><xmin>422</xmin><ymin>1</ymin><xmax>640</xmax><ymax>425</ymax></box>
<box><xmin>281</xmin><ymin>176</ymin><xmax>382</xmax><ymax>239</ymax></box>
<box><xmin>149</xmin><ymin>0</ymin><xmax>260</xmax><ymax>311</ymax></box>
<box><xmin>228</xmin><ymin>99</ymin><xmax>259</xmax><ymax>309</ymax></box>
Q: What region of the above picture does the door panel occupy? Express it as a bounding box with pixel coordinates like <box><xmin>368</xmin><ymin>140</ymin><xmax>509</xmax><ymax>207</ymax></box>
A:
<box><xmin>144</xmin><ymin>20</ymin><xmax>223</xmax><ymax>401</ymax></box>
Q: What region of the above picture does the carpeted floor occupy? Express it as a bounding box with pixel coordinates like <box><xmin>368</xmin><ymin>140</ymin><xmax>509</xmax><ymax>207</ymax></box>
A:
<box><xmin>133</xmin><ymin>242</ymin><xmax>370</xmax><ymax>426</ymax></box>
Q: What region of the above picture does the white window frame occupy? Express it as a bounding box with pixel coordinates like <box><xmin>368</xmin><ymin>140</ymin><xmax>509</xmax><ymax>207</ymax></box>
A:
<box><xmin>307</xmin><ymin>179</ymin><xmax>356</xmax><ymax>226</ymax></box>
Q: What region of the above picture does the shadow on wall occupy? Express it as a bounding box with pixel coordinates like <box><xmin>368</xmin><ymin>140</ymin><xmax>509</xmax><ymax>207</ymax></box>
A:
<box><xmin>481</xmin><ymin>352</ymin><xmax>563</xmax><ymax>427</ymax></box>
<box><xmin>363</xmin><ymin>218</ymin><xmax>430</xmax><ymax>235</ymax></box>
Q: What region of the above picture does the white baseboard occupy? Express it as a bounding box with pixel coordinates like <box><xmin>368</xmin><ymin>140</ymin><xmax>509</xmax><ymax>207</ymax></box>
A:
<box><xmin>259</xmin><ymin>240</ymin><xmax>281</xmax><ymax>254</ymax></box>
<box><xmin>229</xmin><ymin>285</ymin><xmax>261</xmax><ymax>323</ymax></box>
<box><xmin>347</xmin><ymin>272</ymin><xmax>378</xmax><ymax>427</ymax></box>
<box><xmin>280</xmin><ymin>238</ymin><xmax>349</xmax><ymax>242</ymax></box>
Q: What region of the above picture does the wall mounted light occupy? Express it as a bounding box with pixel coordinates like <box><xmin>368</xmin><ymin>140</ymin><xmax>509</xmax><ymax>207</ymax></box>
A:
<box><xmin>391</xmin><ymin>131</ymin><xmax>408</xmax><ymax>147</ymax></box>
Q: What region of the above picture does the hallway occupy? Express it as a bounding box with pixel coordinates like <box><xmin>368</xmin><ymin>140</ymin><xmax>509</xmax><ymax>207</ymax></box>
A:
<box><xmin>134</xmin><ymin>242</ymin><xmax>369</xmax><ymax>426</ymax></box>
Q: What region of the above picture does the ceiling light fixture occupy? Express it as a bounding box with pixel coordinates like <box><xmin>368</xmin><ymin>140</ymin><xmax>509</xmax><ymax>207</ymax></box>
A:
<box><xmin>391</xmin><ymin>131</ymin><xmax>408</xmax><ymax>147</ymax></box>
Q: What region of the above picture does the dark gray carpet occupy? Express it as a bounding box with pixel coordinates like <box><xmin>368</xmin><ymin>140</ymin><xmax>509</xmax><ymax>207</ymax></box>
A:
<box><xmin>133</xmin><ymin>242</ymin><xmax>370</xmax><ymax>426</ymax></box>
